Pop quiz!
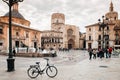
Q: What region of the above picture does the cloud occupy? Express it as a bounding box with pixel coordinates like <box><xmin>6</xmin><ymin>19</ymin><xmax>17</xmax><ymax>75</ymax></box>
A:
<box><xmin>0</xmin><ymin>0</ymin><xmax>120</xmax><ymax>32</ymax></box>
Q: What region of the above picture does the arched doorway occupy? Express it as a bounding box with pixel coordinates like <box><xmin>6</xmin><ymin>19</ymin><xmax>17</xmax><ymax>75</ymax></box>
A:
<box><xmin>68</xmin><ymin>39</ymin><xmax>74</xmax><ymax>49</ymax></box>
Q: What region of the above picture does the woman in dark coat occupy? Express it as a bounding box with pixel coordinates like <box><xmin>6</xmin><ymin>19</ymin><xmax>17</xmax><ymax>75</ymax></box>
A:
<box><xmin>88</xmin><ymin>48</ymin><xmax>93</xmax><ymax>60</ymax></box>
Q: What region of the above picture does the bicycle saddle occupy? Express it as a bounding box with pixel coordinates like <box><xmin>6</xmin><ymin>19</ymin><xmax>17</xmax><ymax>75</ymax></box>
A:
<box><xmin>44</xmin><ymin>58</ymin><xmax>49</xmax><ymax>61</ymax></box>
<box><xmin>36</xmin><ymin>62</ymin><xmax>40</xmax><ymax>64</ymax></box>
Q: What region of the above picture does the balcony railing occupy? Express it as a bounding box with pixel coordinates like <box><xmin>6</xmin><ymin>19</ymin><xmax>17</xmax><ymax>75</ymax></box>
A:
<box><xmin>12</xmin><ymin>35</ymin><xmax>26</xmax><ymax>40</ymax></box>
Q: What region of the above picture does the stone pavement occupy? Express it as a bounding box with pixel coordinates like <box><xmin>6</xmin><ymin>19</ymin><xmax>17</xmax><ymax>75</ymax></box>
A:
<box><xmin>0</xmin><ymin>50</ymin><xmax>120</xmax><ymax>80</ymax></box>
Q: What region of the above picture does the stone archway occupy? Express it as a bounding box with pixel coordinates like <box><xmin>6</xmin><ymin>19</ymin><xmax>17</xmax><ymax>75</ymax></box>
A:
<box><xmin>68</xmin><ymin>39</ymin><xmax>74</xmax><ymax>49</ymax></box>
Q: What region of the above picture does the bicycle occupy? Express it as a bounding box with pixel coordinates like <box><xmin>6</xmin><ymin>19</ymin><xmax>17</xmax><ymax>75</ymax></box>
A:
<box><xmin>27</xmin><ymin>58</ymin><xmax>58</xmax><ymax>79</ymax></box>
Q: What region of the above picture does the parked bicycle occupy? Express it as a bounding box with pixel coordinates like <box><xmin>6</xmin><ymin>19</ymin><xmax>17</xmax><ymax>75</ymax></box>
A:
<box><xmin>27</xmin><ymin>58</ymin><xmax>58</xmax><ymax>78</ymax></box>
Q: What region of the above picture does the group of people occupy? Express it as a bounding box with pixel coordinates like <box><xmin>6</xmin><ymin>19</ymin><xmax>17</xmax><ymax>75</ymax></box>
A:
<box><xmin>88</xmin><ymin>47</ymin><xmax>113</xmax><ymax>60</ymax></box>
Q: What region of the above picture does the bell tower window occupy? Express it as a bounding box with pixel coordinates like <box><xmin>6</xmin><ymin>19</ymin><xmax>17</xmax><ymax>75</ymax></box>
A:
<box><xmin>114</xmin><ymin>17</ymin><xmax>116</xmax><ymax>20</ymax></box>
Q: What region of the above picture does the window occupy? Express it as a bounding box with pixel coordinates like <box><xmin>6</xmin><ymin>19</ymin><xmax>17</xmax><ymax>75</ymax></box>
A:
<box><xmin>98</xmin><ymin>41</ymin><xmax>101</xmax><ymax>45</ymax></box>
<box><xmin>89</xmin><ymin>36</ymin><xmax>91</xmax><ymax>40</ymax></box>
<box><xmin>99</xmin><ymin>27</ymin><xmax>101</xmax><ymax>31</ymax></box>
<box><xmin>98</xmin><ymin>35</ymin><xmax>101</xmax><ymax>40</ymax></box>
<box><xmin>0</xmin><ymin>43</ymin><xmax>3</xmax><ymax>46</ymax></box>
<box><xmin>0</xmin><ymin>26</ymin><xmax>3</xmax><ymax>34</ymax></box>
<box><xmin>105</xmin><ymin>35</ymin><xmax>109</xmax><ymax>40</ymax></box>
<box><xmin>16</xmin><ymin>32</ymin><xmax>19</xmax><ymax>36</ymax></box>
<box><xmin>106</xmin><ymin>41</ymin><xmax>109</xmax><ymax>44</ymax></box>
<box><xmin>35</xmin><ymin>35</ymin><xmax>37</xmax><ymax>38</ymax></box>
<box><xmin>26</xmin><ymin>32</ymin><xmax>29</xmax><ymax>38</ymax></box>
<box><xmin>115</xmin><ymin>41</ymin><xmax>117</xmax><ymax>45</ymax></box>
<box><xmin>56</xmin><ymin>19</ymin><xmax>59</xmax><ymax>23</ymax></box>
<box><xmin>67</xmin><ymin>29</ymin><xmax>73</xmax><ymax>36</ymax></box>
<box><xmin>89</xmin><ymin>28</ymin><xmax>91</xmax><ymax>31</ymax></box>
<box><xmin>106</xmin><ymin>26</ymin><xmax>109</xmax><ymax>30</ymax></box>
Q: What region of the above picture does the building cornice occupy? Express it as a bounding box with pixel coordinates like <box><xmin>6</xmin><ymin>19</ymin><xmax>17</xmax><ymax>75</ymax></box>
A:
<box><xmin>0</xmin><ymin>22</ymin><xmax>41</xmax><ymax>32</ymax></box>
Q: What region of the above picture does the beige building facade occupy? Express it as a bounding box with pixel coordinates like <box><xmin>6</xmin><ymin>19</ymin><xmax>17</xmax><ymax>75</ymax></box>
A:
<box><xmin>0</xmin><ymin>3</ymin><xmax>41</xmax><ymax>52</ymax></box>
<box><xmin>41</xmin><ymin>30</ymin><xmax>63</xmax><ymax>50</ymax></box>
<box><xmin>86</xmin><ymin>2</ymin><xmax>120</xmax><ymax>49</ymax></box>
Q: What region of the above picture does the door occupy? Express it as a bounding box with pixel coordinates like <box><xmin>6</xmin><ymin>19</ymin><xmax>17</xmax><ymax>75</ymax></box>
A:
<box><xmin>68</xmin><ymin>44</ymin><xmax>72</xmax><ymax>49</ymax></box>
<box><xmin>68</xmin><ymin>39</ymin><xmax>74</xmax><ymax>49</ymax></box>
<box><xmin>88</xmin><ymin>43</ymin><xmax>92</xmax><ymax>48</ymax></box>
<box><xmin>34</xmin><ymin>42</ymin><xmax>37</xmax><ymax>48</ymax></box>
<box><xmin>15</xmin><ymin>41</ymin><xmax>19</xmax><ymax>47</ymax></box>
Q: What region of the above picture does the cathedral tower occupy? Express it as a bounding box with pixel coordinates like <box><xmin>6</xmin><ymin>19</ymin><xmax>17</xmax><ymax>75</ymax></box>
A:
<box><xmin>105</xmin><ymin>1</ymin><xmax>118</xmax><ymax>21</ymax></box>
<box><xmin>51</xmin><ymin>13</ymin><xmax>65</xmax><ymax>32</ymax></box>
<box><xmin>109</xmin><ymin>1</ymin><xmax>113</xmax><ymax>12</ymax></box>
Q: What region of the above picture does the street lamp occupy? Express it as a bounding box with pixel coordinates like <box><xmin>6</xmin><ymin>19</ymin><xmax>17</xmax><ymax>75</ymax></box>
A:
<box><xmin>98</xmin><ymin>16</ymin><xmax>109</xmax><ymax>50</ymax></box>
<box><xmin>2</xmin><ymin>0</ymin><xmax>24</xmax><ymax>72</ymax></box>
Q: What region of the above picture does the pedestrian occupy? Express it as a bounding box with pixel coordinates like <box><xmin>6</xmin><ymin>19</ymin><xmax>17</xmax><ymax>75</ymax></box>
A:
<box><xmin>105</xmin><ymin>48</ymin><xmax>109</xmax><ymax>58</ymax></box>
<box><xmin>99</xmin><ymin>48</ymin><xmax>104</xmax><ymax>59</ymax></box>
<box><xmin>97</xmin><ymin>48</ymin><xmax>101</xmax><ymax>57</ymax></box>
<box><xmin>93</xmin><ymin>49</ymin><xmax>97</xmax><ymax>59</ymax></box>
<box><xmin>13</xmin><ymin>48</ymin><xmax>16</xmax><ymax>57</ymax></box>
<box><xmin>108</xmin><ymin>47</ymin><xmax>112</xmax><ymax>58</ymax></box>
<box><xmin>88</xmin><ymin>48</ymin><xmax>93</xmax><ymax>60</ymax></box>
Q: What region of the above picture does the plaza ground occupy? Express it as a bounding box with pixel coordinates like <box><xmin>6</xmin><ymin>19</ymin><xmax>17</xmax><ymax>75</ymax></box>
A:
<box><xmin>0</xmin><ymin>50</ymin><xmax>120</xmax><ymax>80</ymax></box>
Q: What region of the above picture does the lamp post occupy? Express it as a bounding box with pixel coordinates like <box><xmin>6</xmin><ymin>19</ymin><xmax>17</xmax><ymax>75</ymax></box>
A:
<box><xmin>98</xmin><ymin>16</ymin><xmax>108</xmax><ymax>50</ymax></box>
<box><xmin>2</xmin><ymin>0</ymin><xmax>24</xmax><ymax>72</ymax></box>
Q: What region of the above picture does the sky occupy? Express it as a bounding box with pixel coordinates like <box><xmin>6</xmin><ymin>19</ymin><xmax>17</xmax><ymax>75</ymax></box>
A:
<box><xmin>0</xmin><ymin>0</ymin><xmax>120</xmax><ymax>33</ymax></box>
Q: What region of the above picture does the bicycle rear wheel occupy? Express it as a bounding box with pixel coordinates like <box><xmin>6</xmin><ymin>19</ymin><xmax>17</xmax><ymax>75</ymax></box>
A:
<box><xmin>46</xmin><ymin>66</ymin><xmax>58</xmax><ymax>78</ymax></box>
<box><xmin>27</xmin><ymin>67</ymin><xmax>39</xmax><ymax>78</ymax></box>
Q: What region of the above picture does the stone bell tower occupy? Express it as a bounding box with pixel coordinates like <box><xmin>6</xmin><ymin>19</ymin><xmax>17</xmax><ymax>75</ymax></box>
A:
<box><xmin>51</xmin><ymin>13</ymin><xmax>65</xmax><ymax>32</ymax></box>
<box><xmin>105</xmin><ymin>1</ymin><xmax>118</xmax><ymax>21</ymax></box>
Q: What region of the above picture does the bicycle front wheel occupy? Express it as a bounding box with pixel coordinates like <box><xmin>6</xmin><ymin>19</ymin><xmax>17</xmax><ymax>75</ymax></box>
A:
<box><xmin>27</xmin><ymin>67</ymin><xmax>39</xmax><ymax>79</ymax></box>
<box><xmin>46</xmin><ymin>66</ymin><xmax>58</xmax><ymax>78</ymax></box>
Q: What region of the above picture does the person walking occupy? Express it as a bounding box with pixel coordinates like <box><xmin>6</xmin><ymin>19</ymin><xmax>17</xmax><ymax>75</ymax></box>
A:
<box><xmin>105</xmin><ymin>48</ymin><xmax>109</xmax><ymax>58</ymax></box>
<box><xmin>99</xmin><ymin>48</ymin><xmax>104</xmax><ymax>59</ymax></box>
<box><xmin>108</xmin><ymin>47</ymin><xmax>112</xmax><ymax>58</ymax></box>
<box><xmin>93</xmin><ymin>49</ymin><xmax>97</xmax><ymax>59</ymax></box>
<box><xmin>88</xmin><ymin>48</ymin><xmax>93</xmax><ymax>60</ymax></box>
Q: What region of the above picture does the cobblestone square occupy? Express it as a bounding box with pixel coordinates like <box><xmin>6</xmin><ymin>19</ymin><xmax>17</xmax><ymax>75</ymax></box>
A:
<box><xmin>0</xmin><ymin>50</ymin><xmax>120</xmax><ymax>80</ymax></box>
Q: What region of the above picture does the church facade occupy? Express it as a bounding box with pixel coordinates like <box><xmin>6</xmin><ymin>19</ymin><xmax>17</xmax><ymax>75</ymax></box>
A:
<box><xmin>41</xmin><ymin>13</ymin><xmax>81</xmax><ymax>50</ymax></box>
<box><xmin>85</xmin><ymin>2</ymin><xmax>120</xmax><ymax>49</ymax></box>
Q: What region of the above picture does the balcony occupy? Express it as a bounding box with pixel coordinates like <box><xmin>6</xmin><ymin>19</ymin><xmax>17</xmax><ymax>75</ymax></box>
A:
<box><xmin>12</xmin><ymin>35</ymin><xmax>26</xmax><ymax>40</ymax></box>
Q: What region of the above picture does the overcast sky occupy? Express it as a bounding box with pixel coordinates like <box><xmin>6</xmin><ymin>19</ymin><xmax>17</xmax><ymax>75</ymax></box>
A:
<box><xmin>0</xmin><ymin>0</ymin><xmax>120</xmax><ymax>33</ymax></box>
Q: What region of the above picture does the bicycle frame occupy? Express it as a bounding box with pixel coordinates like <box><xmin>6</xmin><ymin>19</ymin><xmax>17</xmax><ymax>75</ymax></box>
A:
<box><xmin>30</xmin><ymin>59</ymin><xmax>50</xmax><ymax>75</ymax></box>
<box><xmin>27</xmin><ymin>58</ymin><xmax>58</xmax><ymax>78</ymax></box>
